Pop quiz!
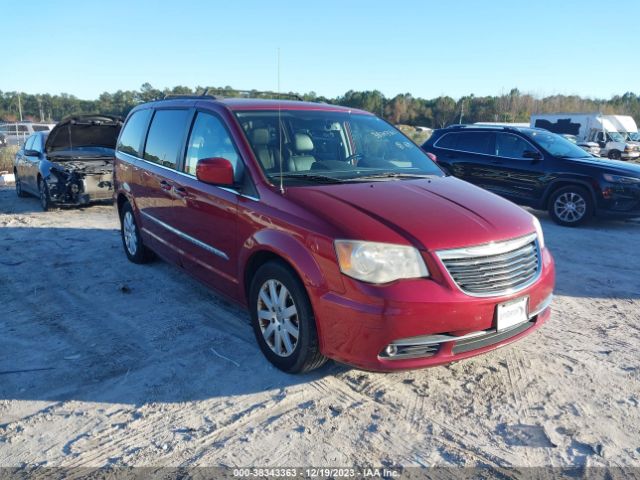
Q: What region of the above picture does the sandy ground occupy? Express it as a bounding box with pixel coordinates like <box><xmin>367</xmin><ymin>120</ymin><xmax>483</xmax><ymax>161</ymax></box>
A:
<box><xmin>0</xmin><ymin>184</ymin><xmax>639</xmax><ymax>471</ymax></box>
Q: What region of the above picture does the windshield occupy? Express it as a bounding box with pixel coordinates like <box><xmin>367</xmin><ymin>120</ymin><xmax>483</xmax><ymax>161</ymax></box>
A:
<box><xmin>608</xmin><ymin>131</ymin><xmax>626</xmax><ymax>142</ymax></box>
<box><xmin>627</xmin><ymin>132</ymin><xmax>640</xmax><ymax>142</ymax></box>
<box><xmin>522</xmin><ymin>129</ymin><xmax>590</xmax><ymax>158</ymax></box>
<box><xmin>235</xmin><ymin>110</ymin><xmax>443</xmax><ymax>185</ymax></box>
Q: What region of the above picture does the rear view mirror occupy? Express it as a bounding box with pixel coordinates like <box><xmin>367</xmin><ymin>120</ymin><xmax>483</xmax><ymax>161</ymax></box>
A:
<box><xmin>24</xmin><ymin>149</ymin><xmax>40</xmax><ymax>157</ymax></box>
<box><xmin>522</xmin><ymin>150</ymin><xmax>542</xmax><ymax>160</ymax></box>
<box><xmin>196</xmin><ymin>157</ymin><xmax>234</xmax><ymax>186</ymax></box>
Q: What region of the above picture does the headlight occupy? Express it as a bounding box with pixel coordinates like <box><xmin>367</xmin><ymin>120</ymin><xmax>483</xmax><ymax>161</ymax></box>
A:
<box><xmin>603</xmin><ymin>173</ymin><xmax>640</xmax><ymax>184</ymax></box>
<box><xmin>334</xmin><ymin>240</ymin><xmax>429</xmax><ymax>284</ymax></box>
<box><xmin>532</xmin><ymin>216</ymin><xmax>545</xmax><ymax>249</ymax></box>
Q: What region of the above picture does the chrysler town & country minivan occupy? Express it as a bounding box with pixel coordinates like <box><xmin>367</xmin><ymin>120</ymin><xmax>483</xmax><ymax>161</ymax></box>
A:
<box><xmin>114</xmin><ymin>95</ymin><xmax>555</xmax><ymax>373</ymax></box>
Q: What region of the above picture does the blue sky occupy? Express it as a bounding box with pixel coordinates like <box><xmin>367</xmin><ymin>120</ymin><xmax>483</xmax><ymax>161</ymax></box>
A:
<box><xmin>3</xmin><ymin>0</ymin><xmax>639</xmax><ymax>100</ymax></box>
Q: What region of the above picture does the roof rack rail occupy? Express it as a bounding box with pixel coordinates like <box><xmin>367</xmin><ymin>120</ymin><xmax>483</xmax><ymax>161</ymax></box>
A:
<box><xmin>205</xmin><ymin>89</ymin><xmax>304</xmax><ymax>101</ymax></box>
<box><xmin>448</xmin><ymin>124</ymin><xmax>507</xmax><ymax>130</ymax></box>
<box><xmin>162</xmin><ymin>93</ymin><xmax>218</xmax><ymax>100</ymax></box>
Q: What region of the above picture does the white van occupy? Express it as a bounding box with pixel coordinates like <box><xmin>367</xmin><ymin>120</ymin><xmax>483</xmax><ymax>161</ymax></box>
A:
<box><xmin>0</xmin><ymin>122</ymin><xmax>55</xmax><ymax>146</ymax></box>
<box><xmin>530</xmin><ymin>113</ymin><xmax>640</xmax><ymax>161</ymax></box>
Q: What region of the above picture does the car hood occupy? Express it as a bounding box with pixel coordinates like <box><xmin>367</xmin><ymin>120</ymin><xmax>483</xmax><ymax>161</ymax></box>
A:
<box><xmin>45</xmin><ymin>115</ymin><xmax>122</xmax><ymax>154</ymax></box>
<box><xmin>564</xmin><ymin>156</ymin><xmax>640</xmax><ymax>175</ymax></box>
<box><xmin>285</xmin><ymin>176</ymin><xmax>536</xmax><ymax>251</ymax></box>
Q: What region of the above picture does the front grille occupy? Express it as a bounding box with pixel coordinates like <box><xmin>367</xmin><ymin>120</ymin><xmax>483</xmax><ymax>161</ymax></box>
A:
<box><xmin>437</xmin><ymin>234</ymin><xmax>540</xmax><ymax>297</ymax></box>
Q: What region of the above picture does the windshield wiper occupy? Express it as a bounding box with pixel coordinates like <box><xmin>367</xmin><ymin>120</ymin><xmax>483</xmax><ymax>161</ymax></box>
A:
<box><xmin>353</xmin><ymin>172</ymin><xmax>435</xmax><ymax>181</ymax></box>
<box><xmin>270</xmin><ymin>173</ymin><xmax>344</xmax><ymax>184</ymax></box>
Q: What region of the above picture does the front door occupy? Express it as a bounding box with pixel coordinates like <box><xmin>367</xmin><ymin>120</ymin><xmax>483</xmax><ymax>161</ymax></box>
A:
<box><xmin>169</xmin><ymin>110</ymin><xmax>243</xmax><ymax>298</ymax></box>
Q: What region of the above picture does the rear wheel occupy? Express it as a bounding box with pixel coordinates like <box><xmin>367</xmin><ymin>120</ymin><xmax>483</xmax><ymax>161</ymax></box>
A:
<box><xmin>548</xmin><ymin>186</ymin><xmax>593</xmax><ymax>227</ymax></box>
<box><xmin>249</xmin><ymin>261</ymin><xmax>327</xmax><ymax>373</ymax></box>
<box><xmin>120</xmin><ymin>202</ymin><xmax>154</xmax><ymax>263</ymax></box>
<box><xmin>38</xmin><ymin>178</ymin><xmax>51</xmax><ymax>211</ymax></box>
<box><xmin>15</xmin><ymin>172</ymin><xmax>27</xmax><ymax>198</ymax></box>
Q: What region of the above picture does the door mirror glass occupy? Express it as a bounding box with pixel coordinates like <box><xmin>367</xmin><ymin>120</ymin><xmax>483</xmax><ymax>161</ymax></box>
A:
<box><xmin>196</xmin><ymin>157</ymin><xmax>234</xmax><ymax>186</ymax></box>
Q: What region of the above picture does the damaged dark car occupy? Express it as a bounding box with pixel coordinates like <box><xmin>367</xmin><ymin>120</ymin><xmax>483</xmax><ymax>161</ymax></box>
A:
<box><xmin>13</xmin><ymin>115</ymin><xmax>122</xmax><ymax>210</ymax></box>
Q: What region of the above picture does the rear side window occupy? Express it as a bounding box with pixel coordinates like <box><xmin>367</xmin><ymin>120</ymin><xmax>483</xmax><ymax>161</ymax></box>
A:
<box><xmin>184</xmin><ymin>112</ymin><xmax>242</xmax><ymax>180</ymax></box>
<box><xmin>117</xmin><ymin>109</ymin><xmax>152</xmax><ymax>157</ymax></box>
<box><xmin>436</xmin><ymin>132</ymin><xmax>494</xmax><ymax>155</ymax></box>
<box><xmin>143</xmin><ymin>109</ymin><xmax>191</xmax><ymax>169</ymax></box>
<box><xmin>495</xmin><ymin>133</ymin><xmax>532</xmax><ymax>159</ymax></box>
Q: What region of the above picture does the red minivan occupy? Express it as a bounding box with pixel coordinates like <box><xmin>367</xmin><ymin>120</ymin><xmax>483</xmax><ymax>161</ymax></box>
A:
<box><xmin>114</xmin><ymin>95</ymin><xmax>555</xmax><ymax>373</ymax></box>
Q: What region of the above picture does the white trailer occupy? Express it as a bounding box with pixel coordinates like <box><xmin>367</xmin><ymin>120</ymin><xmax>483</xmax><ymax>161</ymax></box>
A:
<box><xmin>530</xmin><ymin>113</ymin><xmax>640</xmax><ymax>160</ymax></box>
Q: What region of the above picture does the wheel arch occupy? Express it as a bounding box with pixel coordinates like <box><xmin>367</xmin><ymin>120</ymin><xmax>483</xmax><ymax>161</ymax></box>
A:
<box><xmin>541</xmin><ymin>179</ymin><xmax>598</xmax><ymax>210</ymax></box>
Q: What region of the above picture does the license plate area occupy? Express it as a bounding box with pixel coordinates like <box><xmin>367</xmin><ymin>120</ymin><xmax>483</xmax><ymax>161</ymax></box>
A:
<box><xmin>496</xmin><ymin>296</ymin><xmax>529</xmax><ymax>331</ymax></box>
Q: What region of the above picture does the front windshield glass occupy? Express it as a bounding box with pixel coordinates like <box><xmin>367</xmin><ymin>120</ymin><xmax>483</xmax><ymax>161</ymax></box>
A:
<box><xmin>608</xmin><ymin>131</ymin><xmax>625</xmax><ymax>142</ymax></box>
<box><xmin>522</xmin><ymin>129</ymin><xmax>590</xmax><ymax>158</ymax></box>
<box><xmin>628</xmin><ymin>132</ymin><xmax>640</xmax><ymax>142</ymax></box>
<box><xmin>235</xmin><ymin>110</ymin><xmax>443</xmax><ymax>185</ymax></box>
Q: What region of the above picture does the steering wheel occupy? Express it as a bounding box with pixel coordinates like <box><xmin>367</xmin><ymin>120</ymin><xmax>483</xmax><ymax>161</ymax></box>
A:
<box><xmin>345</xmin><ymin>153</ymin><xmax>363</xmax><ymax>166</ymax></box>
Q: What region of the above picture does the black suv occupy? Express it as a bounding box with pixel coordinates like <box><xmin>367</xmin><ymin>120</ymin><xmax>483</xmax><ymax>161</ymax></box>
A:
<box><xmin>422</xmin><ymin>125</ymin><xmax>640</xmax><ymax>226</ymax></box>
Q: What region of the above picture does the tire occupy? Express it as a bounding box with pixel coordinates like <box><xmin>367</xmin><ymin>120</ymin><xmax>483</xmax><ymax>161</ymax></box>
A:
<box><xmin>15</xmin><ymin>172</ymin><xmax>27</xmax><ymax>198</ymax></box>
<box><xmin>548</xmin><ymin>186</ymin><xmax>593</xmax><ymax>227</ymax></box>
<box><xmin>120</xmin><ymin>202</ymin><xmax>154</xmax><ymax>264</ymax></box>
<box><xmin>38</xmin><ymin>178</ymin><xmax>51</xmax><ymax>211</ymax></box>
<box><xmin>249</xmin><ymin>261</ymin><xmax>327</xmax><ymax>373</ymax></box>
<box><xmin>608</xmin><ymin>150</ymin><xmax>621</xmax><ymax>160</ymax></box>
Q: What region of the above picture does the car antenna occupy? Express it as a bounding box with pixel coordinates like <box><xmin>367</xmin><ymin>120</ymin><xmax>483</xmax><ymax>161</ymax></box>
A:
<box><xmin>275</xmin><ymin>48</ymin><xmax>285</xmax><ymax>195</ymax></box>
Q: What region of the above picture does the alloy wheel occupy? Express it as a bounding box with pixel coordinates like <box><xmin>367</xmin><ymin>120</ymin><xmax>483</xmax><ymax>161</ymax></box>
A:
<box><xmin>123</xmin><ymin>211</ymin><xmax>138</xmax><ymax>256</ymax></box>
<box><xmin>257</xmin><ymin>279</ymin><xmax>299</xmax><ymax>357</ymax></box>
<box><xmin>553</xmin><ymin>192</ymin><xmax>586</xmax><ymax>223</ymax></box>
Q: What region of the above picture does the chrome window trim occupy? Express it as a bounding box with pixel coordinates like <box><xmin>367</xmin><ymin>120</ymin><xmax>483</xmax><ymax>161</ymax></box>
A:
<box><xmin>116</xmin><ymin>150</ymin><xmax>259</xmax><ymax>202</ymax></box>
<box><xmin>436</xmin><ymin>233</ymin><xmax>542</xmax><ymax>298</ymax></box>
<box><xmin>433</xmin><ymin>131</ymin><xmax>543</xmax><ymax>161</ymax></box>
<box><xmin>140</xmin><ymin>211</ymin><xmax>229</xmax><ymax>260</ymax></box>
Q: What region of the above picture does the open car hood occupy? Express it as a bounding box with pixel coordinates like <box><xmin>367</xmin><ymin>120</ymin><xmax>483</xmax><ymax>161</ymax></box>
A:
<box><xmin>45</xmin><ymin>115</ymin><xmax>123</xmax><ymax>155</ymax></box>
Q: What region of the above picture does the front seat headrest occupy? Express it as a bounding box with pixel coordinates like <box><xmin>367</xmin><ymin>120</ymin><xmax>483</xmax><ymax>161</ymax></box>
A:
<box><xmin>251</xmin><ymin>128</ymin><xmax>270</xmax><ymax>145</ymax></box>
<box><xmin>294</xmin><ymin>133</ymin><xmax>314</xmax><ymax>152</ymax></box>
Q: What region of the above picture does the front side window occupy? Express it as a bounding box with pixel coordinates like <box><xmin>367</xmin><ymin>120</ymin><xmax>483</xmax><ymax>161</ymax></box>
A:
<box><xmin>235</xmin><ymin>110</ymin><xmax>443</xmax><ymax>185</ymax></box>
<box><xmin>24</xmin><ymin>135</ymin><xmax>35</xmax><ymax>151</ymax></box>
<box><xmin>185</xmin><ymin>112</ymin><xmax>242</xmax><ymax>180</ymax></box>
<box><xmin>31</xmin><ymin>134</ymin><xmax>42</xmax><ymax>152</ymax></box>
<box><xmin>495</xmin><ymin>133</ymin><xmax>533</xmax><ymax>159</ymax></box>
<box><xmin>523</xmin><ymin>129</ymin><xmax>589</xmax><ymax>159</ymax></box>
<box><xmin>117</xmin><ymin>109</ymin><xmax>152</xmax><ymax>157</ymax></box>
<box><xmin>143</xmin><ymin>109</ymin><xmax>191</xmax><ymax>169</ymax></box>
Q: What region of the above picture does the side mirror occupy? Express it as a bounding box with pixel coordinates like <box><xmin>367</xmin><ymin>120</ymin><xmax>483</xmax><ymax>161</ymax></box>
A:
<box><xmin>522</xmin><ymin>150</ymin><xmax>542</xmax><ymax>160</ymax></box>
<box><xmin>24</xmin><ymin>149</ymin><xmax>40</xmax><ymax>157</ymax></box>
<box><xmin>195</xmin><ymin>157</ymin><xmax>234</xmax><ymax>186</ymax></box>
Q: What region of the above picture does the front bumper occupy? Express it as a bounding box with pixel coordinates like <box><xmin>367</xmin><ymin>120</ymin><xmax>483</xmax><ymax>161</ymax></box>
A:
<box><xmin>598</xmin><ymin>182</ymin><xmax>640</xmax><ymax>218</ymax></box>
<box><xmin>47</xmin><ymin>173</ymin><xmax>114</xmax><ymax>205</ymax></box>
<box><xmin>314</xmin><ymin>248</ymin><xmax>555</xmax><ymax>371</ymax></box>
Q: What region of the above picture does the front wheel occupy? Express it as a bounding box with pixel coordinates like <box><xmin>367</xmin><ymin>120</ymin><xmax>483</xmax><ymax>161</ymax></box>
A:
<box><xmin>38</xmin><ymin>178</ymin><xmax>51</xmax><ymax>211</ymax></box>
<box><xmin>608</xmin><ymin>150</ymin><xmax>621</xmax><ymax>160</ymax></box>
<box><xmin>249</xmin><ymin>261</ymin><xmax>327</xmax><ymax>373</ymax></box>
<box><xmin>548</xmin><ymin>186</ymin><xmax>593</xmax><ymax>227</ymax></box>
<box><xmin>15</xmin><ymin>173</ymin><xmax>27</xmax><ymax>198</ymax></box>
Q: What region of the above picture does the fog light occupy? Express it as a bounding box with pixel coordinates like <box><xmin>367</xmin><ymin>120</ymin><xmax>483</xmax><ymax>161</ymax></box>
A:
<box><xmin>385</xmin><ymin>344</ymin><xmax>398</xmax><ymax>357</ymax></box>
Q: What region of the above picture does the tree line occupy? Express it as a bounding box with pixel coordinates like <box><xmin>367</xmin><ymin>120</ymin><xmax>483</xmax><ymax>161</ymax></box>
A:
<box><xmin>1</xmin><ymin>83</ymin><xmax>639</xmax><ymax>127</ymax></box>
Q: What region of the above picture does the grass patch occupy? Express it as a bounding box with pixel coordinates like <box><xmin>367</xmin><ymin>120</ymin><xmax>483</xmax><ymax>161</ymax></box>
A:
<box><xmin>0</xmin><ymin>146</ymin><xmax>18</xmax><ymax>174</ymax></box>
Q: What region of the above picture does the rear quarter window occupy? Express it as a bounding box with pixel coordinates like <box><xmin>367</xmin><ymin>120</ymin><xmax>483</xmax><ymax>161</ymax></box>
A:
<box><xmin>117</xmin><ymin>109</ymin><xmax>152</xmax><ymax>157</ymax></box>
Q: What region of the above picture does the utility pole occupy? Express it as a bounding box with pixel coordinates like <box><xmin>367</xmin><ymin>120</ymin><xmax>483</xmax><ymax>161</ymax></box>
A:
<box><xmin>17</xmin><ymin>93</ymin><xmax>23</xmax><ymax>121</ymax></box>
<box><xmin>459</xmin><ymin>99</ymin><xmax>464</xmax><ymax>124</ymax></box>
<box><xmin>37</xmin><ymin>97</ymin><xmax>44</xmax><ymax>122</ymax></box>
